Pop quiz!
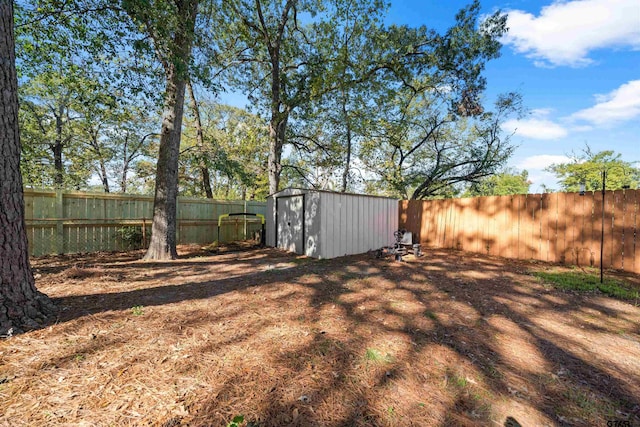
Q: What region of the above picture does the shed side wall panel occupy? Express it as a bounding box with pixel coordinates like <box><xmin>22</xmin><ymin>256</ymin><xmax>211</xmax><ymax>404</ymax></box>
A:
<box><xmin>319</xmin><ymin>193</ymin><xmax>398</xmax><ymax>258</ymax></box>
<box><xmin>268</xmin><ymin>188</ymin><xmax>398</xmax><ymax>259</ymax></box>
<box><xmin>305</xmin><ymin>191</ymin><xmax>321</xmax><ymax>258</ymax></box>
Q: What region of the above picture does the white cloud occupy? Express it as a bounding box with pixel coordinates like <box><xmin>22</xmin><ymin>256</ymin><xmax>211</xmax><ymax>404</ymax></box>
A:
<box><xmin>516</xmin><ymin>155</ymin><xmax>572</xmax><ymax>170</ymax></box>
<box><xmin>530</xmin><ymin>108</ymin><xmax>553</xmax><ymax>116</ymax></box>
<box><xmin>569</xmin><ymin>80</ymin><xmax>640</xmax><ymax>125</ymax></box>
<box><xmin>503</xmin><ymin>0</ymin><xmax>640</xmax><ymax>67</ymax></box>
<box><xmin>503</xmin><ymin>117</ymin><xmax>568</xmax><ymax>140</ymax></box>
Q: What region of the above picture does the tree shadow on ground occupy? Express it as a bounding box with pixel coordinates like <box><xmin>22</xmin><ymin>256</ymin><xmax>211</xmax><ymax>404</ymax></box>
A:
<box><xmin>16</xmin><ymin>248</ymin><xmax>640</xmax><ymax>426</ymax></box>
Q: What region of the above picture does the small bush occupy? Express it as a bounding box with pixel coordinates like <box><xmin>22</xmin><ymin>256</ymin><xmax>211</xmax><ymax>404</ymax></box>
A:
<box><xmin>115</xmin><ymin>226</ymin><xmax>144</xmax><ymax>249</ymax></box>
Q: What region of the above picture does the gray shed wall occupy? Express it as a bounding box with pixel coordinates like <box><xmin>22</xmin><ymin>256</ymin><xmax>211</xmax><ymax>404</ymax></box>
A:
<box><xmin>267</xmin><ymin>188</ymin><xmax>398</xmax><ymax>259</ymax></box>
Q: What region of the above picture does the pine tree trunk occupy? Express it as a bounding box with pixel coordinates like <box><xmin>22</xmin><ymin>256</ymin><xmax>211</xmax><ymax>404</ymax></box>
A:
<box><xmin>267</xmin><ymin>110</ymin><xmax>288</xmax><ymax>195</ymax></box>
<box><xmin>52</xmin><ymin>111</ymin><xmax>64</xmax><ymax>188</ymax></box>
<box><xmin>186</xmin><ymin>80</ymin><xmax>212</xmax><ymax>198</ymax></box>
<box><xmin>340</xmin><ymin>88</ymin><xmax>352</xmax><ymax>193</ymax></box>
<box><xmin>0</xmin><ymin>0</ymin><xmax>56</xmax><ymax>336</ymax></box>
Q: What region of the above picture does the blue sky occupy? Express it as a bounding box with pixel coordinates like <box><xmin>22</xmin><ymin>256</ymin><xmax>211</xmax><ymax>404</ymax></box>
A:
<box><xmin>389</xmin><ymin>0</ymin><xmax>640</xmax><ymax>191</ymax></box>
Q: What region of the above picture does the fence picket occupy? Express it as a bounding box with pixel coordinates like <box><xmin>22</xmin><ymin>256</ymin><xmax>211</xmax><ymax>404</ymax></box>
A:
<box><xmin>623</xmin><ymin>190</ymin><xmax>637</xmax><ymax>272</ymax></box>
<box><xmin>612</xmin><ymin>191</ymin><xmax>625</xmax><ymax>270</ymax></box>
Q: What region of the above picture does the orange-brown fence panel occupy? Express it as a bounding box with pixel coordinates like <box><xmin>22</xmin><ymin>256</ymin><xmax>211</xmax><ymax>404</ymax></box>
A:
<box><xmin>623</xmin><ymin>190</ymin><xmax>637</xmax><ymax>272</ymax></box>
<box><xmin>399</xmin><ymin>190</ymin><xmax>640</xmax><ymax>275</ymax></box>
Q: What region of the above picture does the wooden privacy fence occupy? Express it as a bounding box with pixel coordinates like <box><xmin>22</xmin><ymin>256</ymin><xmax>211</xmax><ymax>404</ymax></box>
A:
<box><xmin>399</xmin><ymin>190</ymin><xmax>640</xmax><ymax>274</ymax></box>
<box><xmin>24</xmin><ymin>189</ymin><xmax>267</xmax><ymax>257</ymax></box>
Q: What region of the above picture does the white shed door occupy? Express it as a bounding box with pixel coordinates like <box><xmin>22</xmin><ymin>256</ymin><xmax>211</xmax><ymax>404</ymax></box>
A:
<box><xmin>277</xmin><ymin>196</ymin><xmax>304</xmax><ymax>254</ymax></box>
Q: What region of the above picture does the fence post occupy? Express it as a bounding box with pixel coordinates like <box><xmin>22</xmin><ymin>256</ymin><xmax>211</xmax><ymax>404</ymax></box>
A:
<box><xmin>55</xmin><ymin>189</ymin><xmax>65</xmax><ymax>254</ymax></box>
<box><xmin>175</xmin><ymin>196</ymin><xmax>180</xmax><ymax>244</ymax></box>
<box><xmin>244</xmin><ymin>200</ymin><xmax>247</xmax><ymax>240</ymax></box>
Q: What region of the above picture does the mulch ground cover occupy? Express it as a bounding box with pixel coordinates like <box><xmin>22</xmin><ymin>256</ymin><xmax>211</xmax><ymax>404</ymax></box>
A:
<box><xmin>1</xmin><ymin>244</ymin><xmax>639</xmax><ymax>426</ymax></box>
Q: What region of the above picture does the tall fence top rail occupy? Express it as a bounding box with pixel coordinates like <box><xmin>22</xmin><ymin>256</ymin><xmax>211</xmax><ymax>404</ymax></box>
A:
<box><xmin>23</xmin><ymin>188</ymin><xmax>267</xmax><ymax>204</ymax></box>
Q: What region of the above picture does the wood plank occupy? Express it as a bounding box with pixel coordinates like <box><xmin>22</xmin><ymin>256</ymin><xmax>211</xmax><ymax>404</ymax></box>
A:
<box><xmin>529</xmin><ymin>194</ymin><xmax>541</xmax><ymax>260</ymax></box>
<box><xmin>420</xmin><ymin>200</ymin><xmax>432</xmax><ymax>246</ymax></box>
<box><xmin>591</xmin><ymin>191</ymin><xmax>603</xmax><ymax>270</ymax></box>
<box><xmin>611</xmin><ymin>190</ymin><xmax>625</xmax><ymax>270</ymax></box>
<box><xmin>574</xmin><ymin>192</ymin><xmax>590</xmax><ymax>267</ymax></box>
<box><xmin>555</xmin><ymin>193</ymin><xmax>567</xmax><ymax>264</ymax></box>
<box><xmin>465</xmin><ymin>198</ymin><xmax>475</xmax><ymax>251</ymax></box>
<box><xmin>581</xmin><ymin>192</ymin><xmax>597</xmax><ymax>268</ymax></box>
<box><xmin>501</xmin><ymin>196</ymin><xmax>514</xmax><ymax>259</ymax></box>
<box><xmin>623</xmin><ymin>190</ymin><xmax>638</xmax><ymax>272</ymax></box>
<box><xmin>455</xmin><ymin>199</ymin><xmax>464</xmax><ymax>251</ymax></box>
<box><xmin>602</xmin><ymin>191</ymin><xmax>614</xmax><ymax>270</ymax></box>
<box><xmin>443</xmin><ymin>198</ymin><xmax>453</xmax><ymax>249</ymax></box>
<box><xmin>513</xmin><ymin>194</ymin><xmax>527</xmax><ymax>259</ymax></box>
<box><xmin>538</xmin><ymin>193</ymin><xmax>550</xmax><ymax>262</ymax></box>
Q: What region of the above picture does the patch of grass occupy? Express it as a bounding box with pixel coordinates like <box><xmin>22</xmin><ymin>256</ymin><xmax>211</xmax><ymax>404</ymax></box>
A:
<box><xmin>226</xmin><ymin>415</ymin><xmax>244</xmax><ymax>427</ymax></box>
<box><xmin>131</xmin><ymin>305</ymin><xmax>144</xmax><ymax>316</ymax></box>
<box><xmin>563</xmin><ymin>388</ymin><xmax>598</xmax><ymax>416</ymax></box>
<box><xmin>364</xmin><ymin>348</ymin><xmax>393</xmax><ymax>364</ymax></box>
<box><xmin>424</xmin><ymin>310</ymin><xmax>438</xmax><ymax>320</ymax></box>
<box><xmin>446</xmin><ymin>370</ymin><xmax>468</xmax><ymax>389</ymax></box>
<box><xmin>340</xmin><ymin>272</ymin><xmax>360</xmax><ymax>280</ymax></box>
<box><xmin>534</xmin><ymin>271</ymin><xmax>639</xmax><ymax>301</ymax></box>
<box><xmin>485</xmin><ymin>364</ymin><xmax>503</xmax><ymax>380</ymax></box>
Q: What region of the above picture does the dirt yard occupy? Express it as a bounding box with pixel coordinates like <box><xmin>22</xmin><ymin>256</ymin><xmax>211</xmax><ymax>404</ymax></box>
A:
<box><xmin>1</xmin><ymin>244</ymin><xmax>639</xmax><ymax>426</ymax></box>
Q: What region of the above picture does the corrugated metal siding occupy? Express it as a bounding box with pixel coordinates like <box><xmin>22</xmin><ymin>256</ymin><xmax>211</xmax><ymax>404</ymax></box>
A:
<box><xmin>267</xmin><ymin>188</ymin><xmax>398</xmax><ymax>259</ymax></box>
<box><xmin>316</xmin><ymin>191</ymin><xmax>398</xmax><ymax>259</ymax></box>
<box><xmin>266</xmin><ymin>196</ymin><xmax>276</xmax><ymax>247</ymax></box>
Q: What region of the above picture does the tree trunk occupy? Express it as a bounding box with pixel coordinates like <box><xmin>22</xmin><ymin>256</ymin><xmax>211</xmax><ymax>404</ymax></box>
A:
<box><xmin>186</xmin><ymin>80</ymin><xmax>213</xmax><ymax>198</ymax></box>
<box><xmin>269</xmin><ymin>117</ymin><xmax>286</xmax><ymax>194</ymax></box>
<box><xmin>143</xmin><ymin>65</ymin><xmax>186</xmax><ymax>260</ymax></box>
<box><xmin>340</xmin><ymin>88</ymin><xmax>352</xmax><ymax>193</ymax></box>
<box><xmin>201</xmin><ymin>167</ymin><xmax>213</xmax><ymax>198</ymax></box>
<box><xmin>0</xmin><ymin>0</ymin><xmax>56</xmax><ymax>336</ymax></box>
<box><xmin>142</xmin><ymin>0</ymin><xmax>198</xmax><ymax>260</ymax></box>
<box><xmin>267</xmin><ymin>114</ymin><xmax>287</xmax><ymax>195</ymax></box>
<box><xmin>92</xmin><ymin>132</ymin><xmax>110</xmax><ymax>193</ymax></box>
<box><xmin>121</xmin><ymin>135</ymin><xmax>129</xmax><ymax>193</ymax></box>
<box><xmin>99</xmin><ymin>158</ymin><xmax>110</xmax><ymax>193</ymax></box>
<box><xmin>266</xmin><ymin>28</ymin><xmax>287</xmax><ymax>195</ymax></box>
<box><xmin>52</xmin><ymin>108</ymin><xmax>64</xmax><ymax>188</ymax></box>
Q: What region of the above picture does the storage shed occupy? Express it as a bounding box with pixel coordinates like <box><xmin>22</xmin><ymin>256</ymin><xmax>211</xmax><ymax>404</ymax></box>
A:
<box><xmin>266</xmin><ymin>188</ymin><xmax>398</xmax><ymax>259</ymax></box>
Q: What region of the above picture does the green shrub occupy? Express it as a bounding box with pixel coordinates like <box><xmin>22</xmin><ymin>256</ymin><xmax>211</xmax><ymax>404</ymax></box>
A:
<box><xmin>115</xmin><ymin>226</ymin><xmax>144</xmax><ymax>249</ymax></box>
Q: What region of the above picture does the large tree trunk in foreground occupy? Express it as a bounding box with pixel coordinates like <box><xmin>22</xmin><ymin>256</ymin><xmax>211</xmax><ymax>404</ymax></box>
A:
<box><xmin>141</xmin><ymin>0</ymin><xmax>198</xmax><ymax>260</ymax></box>
<box><xmin>0</xmin><ymin>0</ymin><xmax>56</xmax><ymax>336</ymax></box>
<box><xmin>143</xmin><ymin>66</ymin><xmax>186</xmax><ymax>260</ymax></box>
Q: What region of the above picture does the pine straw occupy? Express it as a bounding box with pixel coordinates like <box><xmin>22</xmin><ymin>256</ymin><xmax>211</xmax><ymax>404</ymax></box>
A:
<box><xmin>1</xmin><ymin>246</ymin><xmax>639</xmax><ymax>426</ymax></box>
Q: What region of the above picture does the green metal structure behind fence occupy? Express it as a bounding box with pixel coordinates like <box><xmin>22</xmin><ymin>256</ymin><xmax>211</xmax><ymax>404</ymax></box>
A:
<box><xmin>24</xmin><ymin>189</ymin><xmax>267</xmax><ymax>257</ymax></box>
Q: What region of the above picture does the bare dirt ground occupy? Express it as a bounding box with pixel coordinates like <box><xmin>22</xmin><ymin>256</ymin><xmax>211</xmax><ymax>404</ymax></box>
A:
<box><xmin>1</xmin><ymin>244</ymin><xmax>639</xmax><ymax>427</ymax></box>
